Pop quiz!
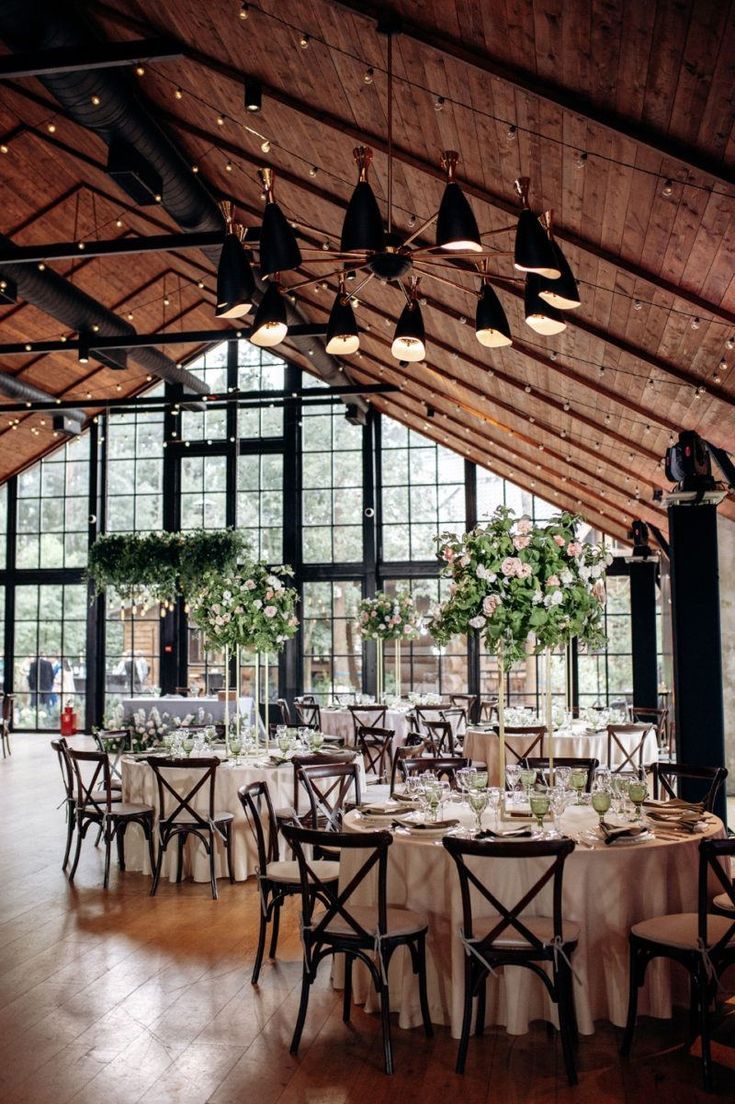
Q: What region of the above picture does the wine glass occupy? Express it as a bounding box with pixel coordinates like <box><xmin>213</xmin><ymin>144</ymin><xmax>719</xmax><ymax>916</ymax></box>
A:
<box><xmin>519</xmin><ymin>767</ymin><xmax>536</xmax><ymax>804</ymax></box>
<box><xmin>505</xmin><ymin>763</ymin><xmax>522</xmax><ymax>804</ymax></box>
<box><xmin>593</xmin><ymin>766</ymin><xmax>612</xmax><ymax>791</ymax></box>
<box><xmin>468</xmin><ymin>788</ymin><xmax>489</xmax><ymax>833</ymax></box>
<box><xmin>182</xmin><ymin>735</ymin><xmax>194</xmax><ymax>758</ymax></box>
<box><xmin>529</xmin><ymin>789</ymin><xmax>551</xmax><ymax>836</ymax></box>
<box><xmin>549</xmin><ymin>787</ymin><xmax>567</xmax><ymax>837</ymax></box>
<box><xmin>570</xmin><ymin>768</ymin><xmax>588</xmax><ymax>805</ymax></box>
<box><xmin>229</xmin><ymin>734</ymin><xmax>242</xmax><ymax>765</ymax></box>
<box><xmin>627</xmin><ymin>777</ymin><xmax>648</xmax><ymax>821</ymax></box>
<box><xmin>591</xmin><ymin>784</ymin><xmax>612</xmax><ymax>827</ymax></box>
<box><xmin>309</xmin><ymin>731</ymin><xmax>324</xmax><ymax>751</ymax></box>
<box><xmin>469</xmin><ymin>769</ymin><xmax>488</xmax><ymax>790</ymax></box>
<box><xmin>486</xmin><ymin>787</ymin><xmax>501</xmax><ymax>826</ymax></box>
<box><xmin>555</xmin><ymin>765</ymin><xmax>571</xmax><ymax>791</ymax></box>
<box><xmin>277</xmin><ymin>728</ymin><xmax>291</xmax><ymax>754</ymax></box>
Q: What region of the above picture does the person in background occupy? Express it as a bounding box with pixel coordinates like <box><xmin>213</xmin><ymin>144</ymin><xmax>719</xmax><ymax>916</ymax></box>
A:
<box><xmin>28</xmin><ymin>653</ymin><xmax>54</xmax><ymax>710</ymax></box>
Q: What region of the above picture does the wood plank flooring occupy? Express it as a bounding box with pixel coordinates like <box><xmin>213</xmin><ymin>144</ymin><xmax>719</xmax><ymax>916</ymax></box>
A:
<box><xmin>1</xmin><ymin>733</ymin><xmax>735</xmax><ymax>1103</ymax></box>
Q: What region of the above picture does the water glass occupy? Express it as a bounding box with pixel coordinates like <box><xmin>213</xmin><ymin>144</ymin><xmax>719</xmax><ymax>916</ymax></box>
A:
<box><xmin>570</xmin><ymin>768</ymin><xmax>588</xmax><ymax>804</ymax></box>
<box><xmin>468</xmin><ymin>788</ymin><xmax>489</xmax><ymax>833</ymax></box>
<box><xmin>309</xmin><ymin>731</ymin><xmax>324</xmax><ymax>751</ymax></box>
<box><xmin>555</xmin><ymin>766</ymin><xmax>571</xmax><ymax>791</ymax></box>
<box><xmin>469</xmin><ymin>770</ymin><xmax>489</xmax><ymax>790</ymax></box>
<box><xmin>505</xmin><ymin>764</ymin><xmax>522</xmax><ymax>804</ymax></box>
<box><xmin>591</xmin><ymin>786</ymin><xmax>611</xmax><ymax>825</ymax></box>
<box><xmin>486</xmin><ymin>787</ymin><xmax>501</xmax><ymax>825</ymax></box>
<box><xmin>627</xmin><ymin>778</ymin><xmax>648</xmax><ymax>820</ymax></box>
<box><xmin>519</xmin><ymin>768</ymin><xmax>537</xmax><ymax>802</ymax></box>
<box><xmin>549</xmin><ymin>787</ymin><xmax>567</xmax><ymax>837</ymax></box>
<box><xmin>182</xmin><ymin>735</ymin><xmax>194</xmax><ymax>758</ymax></box>
<box><xmin>229</xmin><ymin>735</ymin><xmax>242</xmax><ymax>765</ymax></box>
<box><xmin>529</xmin><ymin>789</ymin><xmax>551</xmax><ymax>835</ymax></box>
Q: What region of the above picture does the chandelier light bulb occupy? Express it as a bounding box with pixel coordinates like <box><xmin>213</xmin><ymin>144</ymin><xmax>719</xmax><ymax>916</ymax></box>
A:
<box><xmin>436</xmin><ymin>150</ymin><xmax>482</xmax><ymax>252</ymax></box>
<box><xmin>524</xmin><ymin>274</ymin><xmax>567</xmax><ymax>335</ymax></box>
<box><xmin>325</xmin><ymin>283</ymin><xmax>360</xmax><ymax>356</ymax></box>
<box><xmin>475</xmin><ymin>283</ymin><xmax>512</xmax><ymax>347</ymax></box>
<box><xmin>513</xmin><ymin>181</ymin><xmax>562</xmax><ymax>278</ymax></box>
<box><xmin>391</xmin><ymin>295</ymin><xmax>426</xmax><ymax>362</ymax></box>
<box><xmin>250</xmin><ymin>280</ymin><xmax>288</xmax><ymax>347</ymax></box>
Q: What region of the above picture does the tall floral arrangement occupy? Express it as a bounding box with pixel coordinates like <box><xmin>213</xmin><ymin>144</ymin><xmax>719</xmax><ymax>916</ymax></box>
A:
<box><xmin>188</xmin><ymin>561</ymin><xmax>299</xmax><ymax>652</ymax></box>
<box><xmin>430</xmin><ymin>507</ymin><xmax>609</xmax><ymax>664</ymax></box>
<box><xmin>358</xmin><ymin>590</ymin><xmax>420</xmax><ymax>641</ymax></box>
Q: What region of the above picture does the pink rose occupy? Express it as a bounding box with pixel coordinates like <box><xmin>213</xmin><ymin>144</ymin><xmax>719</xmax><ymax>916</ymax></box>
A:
<box><xmin>516</xmin><ymin>518</ymin><xmax>532</xmax><ymax>535</ymax></box>
<box><xmin>553</xmin><ymin>534</ymin><xmax>565</xmax><ymax>547</ymax></box>
<box><xmin>264</xmin><ymin>606</ymin><xmax>277</xmax><ymax>618</ymax></box>
<box><xmin>443</xmin><ymin>547</ymin><xmax>455</xmax><ymax>562</ymax></box>
<box><xmin>546</xmin><ymin>574</ymin><xmax>560</xmax><ymax>587</ymax></box>
<box><xmin>592</xmin><ymin>580</ymin><xmax>606</xmax><ymax>602</ymax></box>
<box><xmin>501</xmin><ymin>556</ymin><xmax>522</xmax><ymax>577</ymax></box>
<box><xmin>513</xmin><ymin>534</ymin><xmax>531</xmax><ymax>550</ymax></box>
<box><xmin>517</xmin><ymin>563</ymin><xmax>532</xmax><ymax>579</ymax></box>
<box><xmin>482</xmin><ymin>594</ymin><xmax>501</xmax><ymax>616</ymax></box>
<box><xmin>567</xmin><ymin>541</ymin><xmax>582</xmax><ymax>557</ymax></box>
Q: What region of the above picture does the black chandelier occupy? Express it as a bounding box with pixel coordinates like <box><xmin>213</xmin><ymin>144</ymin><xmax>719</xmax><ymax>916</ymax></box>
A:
<box><xmin>215</xmin><ymin>29</ymin><xmax>580</xmax><ymax>360</ymax></box>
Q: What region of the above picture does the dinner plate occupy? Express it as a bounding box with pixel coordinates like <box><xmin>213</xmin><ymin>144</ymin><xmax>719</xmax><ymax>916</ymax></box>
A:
<box><xmin>604</xmin><ymin>829</ymin><xmax>654</xmax><ymax>846</ymax></box>
<box><xmin>400</xmin><ymin>820</ymin><xmax>460</xmax><ymax>838</ymax></box>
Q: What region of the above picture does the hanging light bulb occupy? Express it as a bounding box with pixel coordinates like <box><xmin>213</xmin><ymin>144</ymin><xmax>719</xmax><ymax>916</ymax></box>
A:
<box><xmin>326</xmin><ymin>276</ymin><xmax>360</xmax><ymax>355</ymax></box>
<box><xmin>216</xmin><ymin>201</ymin><xmax>255</xmax><ymax>318</ymax></box>
<box><xmin>391</xmin><ymin>280</ymin><xmax>426</xmax><ymax>362</ymax></box>
<box><xmin>475</xmin><ymin>280</ymin><xmax>512</xmax><ymax>347</ymax></box>
<box><xmin>257</xmin><ymin>167</ymin><xmax>302</xmax><ymax>276</ymax></box>
<box><xmin>340</xmin><ymin>146</ymin><xmax>385</xmax><ymax>253</ymax></box>
<box><xmin>524</xmin><ymin>274</ymin><xmax>567</xmax><ymax>335</ymax></box>
<box><xmin>250</xmin><ymin>279</ymin><xmax>288</xmax><ymax>347</ymax></box>
<box><xmin>78</xmin><ymin>333</ymin><xmax>90</xmax><ymax>363</ymax></box>
<box><xmin>535</xmin><ymin>213</ymin><xmax>580</xmax><ymax>309</ymax></box>
<box><xmin>513</xmin><ymin>178</ymin><xmax>562</xmax><ymax>279</ymax></box>
<box><xmin>244</xmin><ymin>79</ymin><xmax>262</xmax><ymax>113</ymax></box>
<box><xmin>436</xmin><ymin>150</ymin><xmax>482</xmax><ymax>252</ymax></box>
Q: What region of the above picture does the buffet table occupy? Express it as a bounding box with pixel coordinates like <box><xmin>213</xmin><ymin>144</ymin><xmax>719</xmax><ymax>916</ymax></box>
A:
<box><xmin>338</xmin><ymin>803</ymin><xmax>722</xmax><ymax>1038</ymax></box>
<box><xmin>463</xmin><ymin>723</ymin><xmax>659</xmax><ymax>782</ymax></box>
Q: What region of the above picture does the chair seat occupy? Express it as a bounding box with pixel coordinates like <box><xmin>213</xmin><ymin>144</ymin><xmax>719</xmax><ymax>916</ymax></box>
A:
<box><xmin>164</xmin><ymin>811</ymin><xmax>234</xmax><ymax>827</ymax></box>
<box><xmin>265</xmin><ymin>859</ymin><xmax>339</xmax><ymax>884</ymax></box>
<box><xmin>317</xmin><ymin>903</ymin><xmax>428</xmax><ymax>940</ymax></box>
<box><xmin>83</xmin><ymin>801</ymin><xmax>154</xmax><ymax>818</ymax></box>
<box><xmin>632</xmin><ymin>912</ymin><xmax>735</xmax><ymax>950</ymax></box>
<box><xmin>713</xmin><ymin>892</ymin><xmax>735</xmax><ymax>914</ymax></box>
<box><xmin>488</xmin><ymin>915</ymin><xmax>581</xmax><ymax>949</ymax></box>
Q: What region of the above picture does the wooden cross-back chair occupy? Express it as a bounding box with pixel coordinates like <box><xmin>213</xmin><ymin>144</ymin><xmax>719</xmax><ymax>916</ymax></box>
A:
<box><xmin>449</xmin><ymin>693</ymin><xmax>479</xmax><ymax>724</ymax></box>
<box><xmin>399</xmin><ymin>756</ymin><xmax>469</xmax><ymax>790</ymax></box>
<box><xmin>630</xmin><ymin>705</ymin><xmax>669</xmax><ymax>749</ymax></box>
<box><xmin>1</xmin><ymin>693</ymin><xmax>13</xmax><ymax>758</ymax></box>
<box><xmin>348</xmin><ymin>704</ymin><xmax>387</xmax><ymax>742</ymax></box>
<box><xmin>355</xmin><ymin>725</ymin><xmax>394</xmax><ymax>783</ymax></box>
<box><xmin>295</xmin><ymin>760</ymin><xmax>362</xmax><ymax>834</ymax></box>
<box><xmin>389</xmin><ymin>739</ymin><xmax>432</xmax><ymax>795</ymax></box>
<box><xmin>92</xmin><ymin>729</ymin><xmax>128</xmax><ymax>789</ymax></box>
<box><xmin>281</xmin><ymin>822</ymin><xmax>432</xmax><ymax>1074</ymax></box>
<box><xmin>411</xmin><ymin>705</ymin><xmax>450</xmax><ymax>735</ymax></box>
<box><xmin>50</xmin><ymin>737</ymin><xmax>76</xmax><ymax>870</ymax></box>
<box><xmin>443</xmin><ymin>835</ymin><xmax>579</xmax><ymax>1082</ymax></box>
<box><xmin>294</xmin><ymin>701</ymin><xmax>321</xmax><ymax>730</ymax></box>
<box><xmin>146</xmin><ymin>756</ymin><xmax>234</xmax><ymax>899</ymax></box>
<box><xmin>67</xmin><ymin>747</ymin><xmax>155</xmax><ymax>889</ymax></box>
<box><xmin>652</xmin><ymin>762</ymin><xmax>727</xmax><ymax>813</ymax></box>
<box><xmin>276</xmin><ymin>698</ymin><xmax>292</xmax><ymax>726</ymax></box>
<box><xmin>523</xmin><ymin>756</ymin><xmax>599</xmax><ymax>793</ymax></box>
<box><xmin>478</xmin><ymin>697</ymin><xmax>498</xmax><ymax>722</ymax></box>
<box><xmin>621</xmin><ymin>837</ymin><xmax>735</xmax><ymax>1091</ymax></box>
<box><xmin>496</xmin><ymin>724</ymin><xmax>546</xmax><ymax>764</ymax></box>
<box><xmin>289</xmin><ymin>751</ymin><xmax>355</xmax><ymax>816</ymax></box>
<box><xmin>239</xmin><ymin>781</ymin><xmax>338</xmax><ymax>984</ymax></box>
<box><xmin>606</xmin><ymin>724</ymin><xmax>653</xmax><ymax>774</ymax></box>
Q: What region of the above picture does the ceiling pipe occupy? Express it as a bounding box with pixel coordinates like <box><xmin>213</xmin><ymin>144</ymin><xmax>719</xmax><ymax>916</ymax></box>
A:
<box><xmin>0</xmin><ymin>234</ymin><xmax>209</xmax><ymax>395</ymax></box>
<box><xmin>0</xmin><ymin>371</ymin><xmax>84</xmax><ymax>425</ymax></box>
<box><xmin>0</xmin><ymin>0</ymin><xmax>365</xmax><ymax>410</ymax></box>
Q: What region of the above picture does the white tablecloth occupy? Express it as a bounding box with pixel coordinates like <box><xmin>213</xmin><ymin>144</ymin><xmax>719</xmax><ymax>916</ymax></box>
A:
<box><xmin>320</xmin><ymin>707</ymin><xmax>413</xmax><ymax>751</ymax></box>
<box><xmin>338</xmin><ymin>804</ymin><xmax>722</xmax><ymax>1038</ymax></box>
<box><xmin>463</xmin><ymin>724</ymin><xmax>658</xmax><ymax>783</ymax></box>
<box><xmin>122</xmin><ymin>752</ymin><xmax>365</xmax><ymax>882</ymax></box>
<box><xmin>122</xmin><ymin>695</ymin><xmax>253</xmax><ymax>724</ymax></box>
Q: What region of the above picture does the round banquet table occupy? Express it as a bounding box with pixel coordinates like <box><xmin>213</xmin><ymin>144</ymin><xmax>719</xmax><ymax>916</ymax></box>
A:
<box><xmin>121</xmin><ymin>752</ymin><xmax>366</xmax><ymax>883</ymax></box>
<box><xmin>336</xmin><ymin>803</ymin><xmax>722</xmax><ymax>1038</ymax></box>
<box><xmin>319</xmin><ymin>707</ymin><xmax>412</xmax><ymax>751</ymax></box>
<box><xmin>463</xmin><ymin>723</ymin><xmax>659</xmax><ymax>782</ymax></box>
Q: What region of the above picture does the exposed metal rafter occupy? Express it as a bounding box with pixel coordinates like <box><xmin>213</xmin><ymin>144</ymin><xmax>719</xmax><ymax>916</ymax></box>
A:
<box><xmin>0</xmin><ymin>36</ymin><xmax>182</xmax><ymax>79</ymax></box>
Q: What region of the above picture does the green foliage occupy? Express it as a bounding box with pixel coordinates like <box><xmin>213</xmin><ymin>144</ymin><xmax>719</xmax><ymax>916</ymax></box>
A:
<box><xmin>430</xmin><ymin>507</ymin><xmax>609</xmax><ymax>667</ymax></box>
<box><xmin>358</xmin><ymin>590</ymin><xmax>420</xmax><ymax>640</ymax></box>
<box><xmin>188</xmin><ymin>561</ymin><xmax>299</xmax><ymax>653</ymax></box>
<box><xmin>87</xmin><ymin>529</ymin><xmax>247</xmax><ymax>606</ymax></box>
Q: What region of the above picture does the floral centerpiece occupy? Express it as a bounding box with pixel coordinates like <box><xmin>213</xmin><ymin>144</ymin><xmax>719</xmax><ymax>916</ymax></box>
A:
<box><xmin>430</xmin><ymin>506</ymin><xmax>610</xmax><ymax>784</ymax></box>
<box><xmin>188</xmin><ymin>561</ymin><xmax>299</xmax><ymax>747</ymax></box>
<box><xmin>358</xmin><ymin>590</ymin><xmax>421</xmax><ymax>699</ymax></box>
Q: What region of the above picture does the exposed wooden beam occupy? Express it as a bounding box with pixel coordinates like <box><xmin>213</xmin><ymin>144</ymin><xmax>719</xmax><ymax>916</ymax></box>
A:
<box><xmin>0</xmin><ymin>37</ymin><xmax>182</xmax><ymax>79</ymax></box>
<box><xmin>331</xmin><ymin>0</ymin><xmax>735</xmax><ymax>194</ymax></box>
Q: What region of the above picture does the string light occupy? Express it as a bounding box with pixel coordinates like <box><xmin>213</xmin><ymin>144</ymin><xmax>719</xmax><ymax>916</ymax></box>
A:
<box><xmin>135</xmin><ymin>65</ymin><xmax>145</xmax><ymax>76</ymax></box>
<box><xmin>726</xmin><ymin>337</ymin><xmax>734</xmax><ymax>350</ymax></box>
<box><xmin>434</xmin><ymin>95</ymin><xmax>445</xmax><ymax>111</ymax></box>
<box><xmin>90</xmin><ymin>95</ymin><xmax>101</xmax><ymax>106</ymax></box>
<box><xmin>299</xmin><ymin>33</ymin><xmax>310</xmax><ymax>48</ymax></box>
<box><xmin>260</xmin><ymin>138</ymin><xmax>270</xmax><ymax>153</ymax></box>
<box><xmin>47</xmin><ymin>122</ymin><xmax>56</xmax><ymax>134</ymax></box>
<box><xmin>192</xmin><ymin>163</ymin><xmax>199</xmax><ymax>172</ymax></box>
<box><xmin>691</xmin><ymin>317</ymin><xmax>701</xmax><ymax>330</ymax></box>
<box><xmin>575</xmin><ymin>150</ymin><xmax>588</xmax><ymax>168</ymax></box>
<box><xmin>0</xmin><ymin>144</ymin><xmax>8</xmax><ymax>154</ymax></box>
<box><xmin>308</xmin><ymin>165</ymin><xmax>318</xmax><ymax>176</ymax></box>
<box><xmin>225</xmin><ymin>160</ymin><xmax>233</xmax><ymax>172</ymax></box>
<box><xmin>239</xmin><ymin>2</ymin><xmax>249</xmax><ymax>18</ymax></box>
<box><xmin>174</xmin><ymin>87</ymin><xmax>183</xmax><ymax>99</ymax></box>
<box><xmin>363</xmin><ymin>67</ymin><xmax>374</xmax><ymax>84</ymax></box>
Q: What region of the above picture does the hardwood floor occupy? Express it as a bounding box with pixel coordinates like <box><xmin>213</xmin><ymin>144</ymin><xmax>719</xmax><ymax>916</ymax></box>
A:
<box><xmin>1</xmin><ymin>734</ymin><xmax>734</xmax><ymax>1103</ymax></box>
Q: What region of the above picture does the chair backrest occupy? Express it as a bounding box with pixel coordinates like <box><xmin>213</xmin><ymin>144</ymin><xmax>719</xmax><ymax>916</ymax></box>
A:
<box><xmin>478</xmin><ymin>697</ymin><xmax>498</xmax><ymax>722</ymax></box>
<box><xmin>93</xmin><ymin>729</ymin><xmax>129</xmax><ymax>780</ymax></box>
<box><xmin>50</xmin><ymin>736</ymin><xmax>74</xmax><ymax>802</ymax></box>
<box><xmin>412</xmin><ymin>705</ymin><xmax>450</xmax><ymax>735</ymax></box>
<box><xmin>348</xmin><ymin>704</ymin><xmax>387</xmax><ymax>739</ymax></box>
<box><xmin>653</xmin><ymin>762</ymin><xmax>727</xmax><ymax>812</ymax></box>
<box><xmin>282</xmin><ymin>822</ymin><xmax>392</xmax><ymax>952</ymax></box>
<box><xmin>423</xmin><ymin>719</ymin><xmax>454</xmax><ymax>756</ymax></box>
<box><xmin>523</xmin><ymin>756</ymin><xmax>599</xmax><ymax>792</ymax></box>
<box><xmin>356</xmin><ymin>725</ymin><xmax>394</xmax><ymax>779</ymax></box>
<box><xmin>146</xmin><ymin>756</ymin><xmax>219</xmax><ymax>828</ymax></box>
<box><xmin>440</xmin><ymin>706</ymin><xmax>467</xmax><ymax>738</ymax></box>
<box><xmin>67</xmin><ymin>747</ymin><xmax>114</xmax><ymax>815</ymax></box>
<box><xmin>698</xmin><ymin>838</ymin><xmax>735</xmax><ymax>952</ymax></box>
<box><xmin>495</xmin><ymin>724</ymin><xmax>546</xmax><ymax>763</ymax></box>
<box><xmin>290</xmin><ymin>751</ymin><xmax>354</xmax><ymax>813</ymax></box>
<box><xmin>296</xmin><ymin>761</ymin><xmax>362</xmax><ymax>831</ymax></box>
<box><xmin>443</xmin><ymin>835</ymin><xmax>575</xmax><ymax>949</ymax></box>
<box><xmin>606</xmin><ymin>723</ymin><xmax>653</xmax><ymax>773</ymax></box>
<box><xmin>400</xmin><ymin>755</ymin><xmax>469</xmax><ymax>789</ymax></box>
<box><xmin>389</xmin><ymin>740</ymin><xmax>431</xmax><ymax>794</ymax></box>
<box><xmin>294</xmin><ymin>702</ymin><xmax>321</xmax><ymax>730</ymax></box>
<box><xmin>239</xmin><ymin>780</ymin><xmax>280</xmax><ymax>869</ymax></box>
<box><xmin>450</xmin><ymin>693</ymin><xmax>479</xmax><ymax>724</ymax></box>
<box><xmin>276</xmin><ymin>698</ymin><xmax>292</xmax><ymax>725</ymax></box>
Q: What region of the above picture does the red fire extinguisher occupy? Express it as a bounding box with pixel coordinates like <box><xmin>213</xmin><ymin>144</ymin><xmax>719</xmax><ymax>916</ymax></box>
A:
<box><xmin>60</xmin><ymin>705</ymin><xmax>77</xmax><ymax>736</ymax></box>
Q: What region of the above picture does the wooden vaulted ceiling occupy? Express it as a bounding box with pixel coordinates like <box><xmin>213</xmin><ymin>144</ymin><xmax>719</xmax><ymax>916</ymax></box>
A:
<box><xmin>1</xmin><ymin>0</ymin><xmax>734</xmax><ymax>544</ymax></box>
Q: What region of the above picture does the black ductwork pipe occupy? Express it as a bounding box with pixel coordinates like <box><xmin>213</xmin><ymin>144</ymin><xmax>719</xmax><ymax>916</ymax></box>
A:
<box><xmin>0</xmin><ymin>371</ymin><xmax>84</xmax><ymax>424</ymax></box>
<box><xmin>0</xmin><ymin>0</ymin><xmax>364</xmax><ymax>408</ymax></box>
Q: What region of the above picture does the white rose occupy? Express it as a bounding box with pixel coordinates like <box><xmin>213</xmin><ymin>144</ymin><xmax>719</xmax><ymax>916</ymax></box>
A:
<box><xmin>245</xmin><ymin>579</ymin><xmax>256</xmax><ymax>590</ymax></box>
<box><xmin>550</xmin><ymin>590</ymin><xmax>564</xmax><ymax>606</ymax></box>
<box><xmin>468</xmin><ymin>615</ymin><xmax>486</xmax><ymax>629</ymax></box>
<box><xmin>253</xmin><ymin>599</ymin><xmax>262</xmax><ymax>609</ymax></box>
<box><xmin>264</xmin><ymin>605</ymin><xmax>277</xmax><ymax>618</ymax></box>
<box><xmin>560</xmin><ymin>568</ymin><xmax>573</xmax><ymax>585</ymax></box>
<box><xmin>532</xmin><ymin>590</ymin><xmax>543</xmax><ymax>604</ymax></box>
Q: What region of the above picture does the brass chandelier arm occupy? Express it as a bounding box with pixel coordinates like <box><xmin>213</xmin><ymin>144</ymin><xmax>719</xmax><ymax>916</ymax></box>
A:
<box><xmin>480</xmin><ymin>225</ymin><xmax>518</xmax><ymax>237</ymax></box>
<box><xmin>286</xmin><ymin>268</ymin><xmax>362</xmax><ymax>291</ymax></box>
<box><xmin>411</xmin><ymin>264</ymin><xmax>481</xmax><ymax>296</ymax></box>
<box><xmin>400</xmin><ymin>212</ymin><xmax>439</xmax><ymax>249</ymax></box>
<box><xmin>346</xmin><ymin>270</ymin><xmax>376</xmax><ymax>300</ymax></box>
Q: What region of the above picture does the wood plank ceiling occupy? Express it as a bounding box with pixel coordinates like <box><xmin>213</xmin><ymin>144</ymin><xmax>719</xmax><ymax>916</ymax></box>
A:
<box><xmin>0</xmin><ymin>0</ymin><xmax>734</xmax><ymax>542</ymax></box>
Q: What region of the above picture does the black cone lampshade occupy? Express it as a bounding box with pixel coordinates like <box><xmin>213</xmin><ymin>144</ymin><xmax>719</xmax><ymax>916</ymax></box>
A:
<box><xmin>524</xmin><ymin>274</ymin><xmax>567</xmax><ymax>335</ymax></box>
<box><xmin>258</xmin><ymin>167</ymin><xmax>302</xmax><ymax>277</ymax></box>
<box><xmin>436</xmin><ymin>151</ymin><xmax>481</xmax><ymax>251</ymax></box>
<box><xmin>537</xmin><ymin>241</ymin><xmax>580</xmax><ymax>309</ymax></box>
<box><xmin>341</xmin><ymin>147</ymin><xmax>385</xmax><ymax>253</ymax></box>
<box><xmin>391</xmin><ymin>299</ymin><xmax>426</xmax><ymax>362</ymax></box>
<box><xmin>250</xmin><ymin>281</ymin><xmax>288</xmax><ymax>347</ymax></box>
<box><xmin>513</xmin><ymin>178</ymin><xmax>561</xmax><ymax>279</ymax></box>
<box><xmin>326</xmin><ymin>289</ymin><xmax>360</xmax><ymax>355</ymax></box>
<box><xmin>475</xmin><ymin>283</ymin><xmax>512</xmax><ymax>347</ymax></box>
<box><xmin>216</xmin><ymin>232</ymin><xmax>255</xmax><ymax>318</ymax></box>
